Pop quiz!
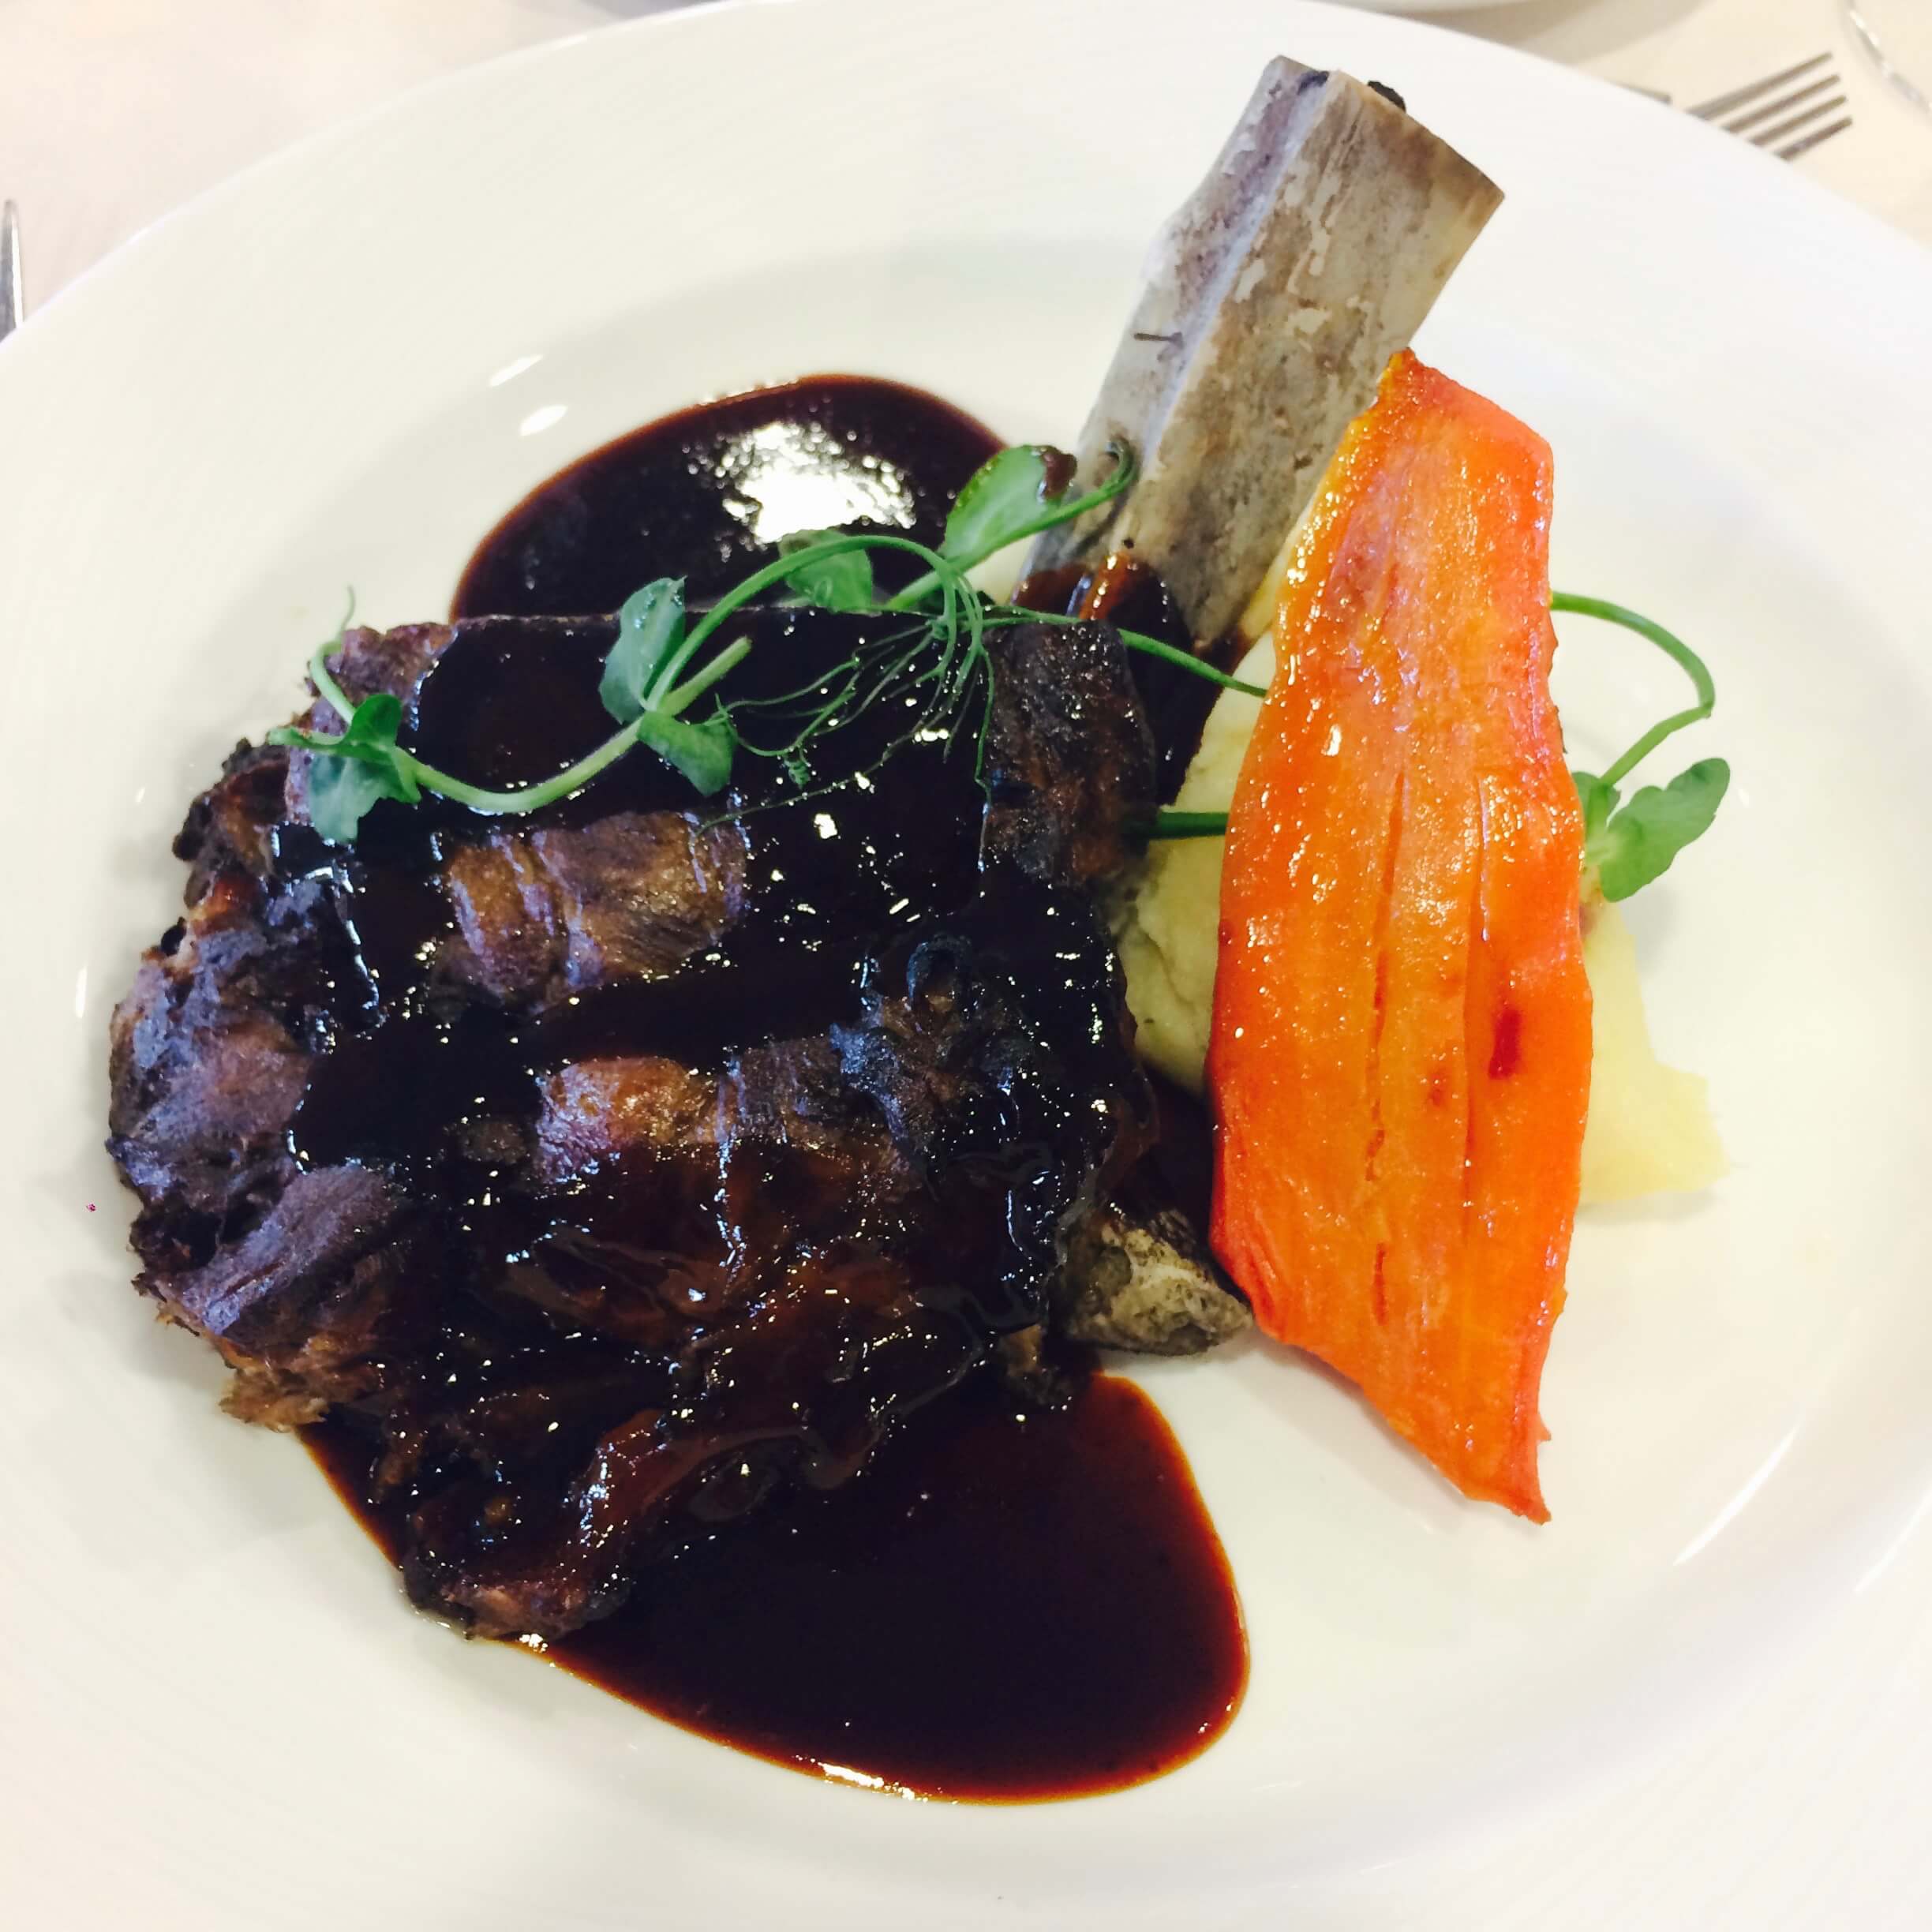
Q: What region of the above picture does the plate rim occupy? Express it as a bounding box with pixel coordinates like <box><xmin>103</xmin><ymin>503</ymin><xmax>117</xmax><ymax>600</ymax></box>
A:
<box><xmin>5</xmin><ymin>3</ymin><xmax>1932</xmax><ymax>1926</ymax></box>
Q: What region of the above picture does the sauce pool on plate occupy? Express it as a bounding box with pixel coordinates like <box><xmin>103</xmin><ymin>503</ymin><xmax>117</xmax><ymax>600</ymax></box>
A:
<box><xmin>308</xmin><ymin>372</ymin><xmax>1246</xmax><ymax>1801</ymax></box>
<box><xmin>313</xmin><ymin>1369</ymin><xmax>1243</xmax><ymax>1800</ymax></box>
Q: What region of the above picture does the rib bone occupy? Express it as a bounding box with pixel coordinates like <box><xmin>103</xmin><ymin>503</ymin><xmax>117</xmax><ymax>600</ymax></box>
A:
<box><xmin>1029</xmin><ymin>58</ymin><xmax>1501</xmax><ymax>643</ymax></box>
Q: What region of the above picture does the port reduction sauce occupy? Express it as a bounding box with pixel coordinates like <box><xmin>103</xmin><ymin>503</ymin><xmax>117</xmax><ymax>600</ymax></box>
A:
<box><xmin>309</xmin><ymin>374</ymin><xmax>1245</xmax><ymax>1801</ymax></box>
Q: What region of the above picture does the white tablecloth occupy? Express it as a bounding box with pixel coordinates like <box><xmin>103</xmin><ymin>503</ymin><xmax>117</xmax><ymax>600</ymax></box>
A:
<box><xmin>2</xmin><ymin>0</ymin><xmax>1927</xmax><ymax>311</ymax></box>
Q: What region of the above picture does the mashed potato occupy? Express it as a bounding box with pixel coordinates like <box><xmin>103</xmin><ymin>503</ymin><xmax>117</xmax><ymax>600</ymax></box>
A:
<box><xmin>1115</xmin><ymin>643</ymin><xmax>1725</xmax><ymax>1205</ymax></box>
<box><xmin>1114</xmin><ymin>637</ymin><xmax>1271</xmax><ymax>1096</ymax></box>
<box><xmin>1574</xmin><ymin>896</ymin><xmax>1726</xmax><ymax>1201</ymax></box>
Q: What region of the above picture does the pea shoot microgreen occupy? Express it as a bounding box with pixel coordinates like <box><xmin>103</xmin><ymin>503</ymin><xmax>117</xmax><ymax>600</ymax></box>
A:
<box><xmin>598</xmin><ymin>576</ymin><xmax>687</xmax><ymax>724</ymax></box>
<box><xmin>1555</xmin><ymin>593</ymin><xmax>1730</xmax><ymax>903</ymax></box>
<box><xmin>274</xmin><ymin>439</ymin><xmax>1185</xmax><ymax>844</ymax></box>
<box><xmin>777</xmin><ymin>532</ymin><xmax>877</xmax><ymax>614</ymax></box>
<box><xmin>274</xmin><ymin>690</ymin><xmax>421</xmax><ymax>847</ymax></box>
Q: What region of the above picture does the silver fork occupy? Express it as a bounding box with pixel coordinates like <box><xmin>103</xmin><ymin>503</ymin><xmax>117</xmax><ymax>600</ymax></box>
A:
<box><xmin>1</xmin><ymin>201</ymin><xmax>21</xmax><ymax>342</ymax></box>
<box><xmin>1683</xmin><ymin>53</ymin><xmax>1854</xmax><ymax>160</ymax></box>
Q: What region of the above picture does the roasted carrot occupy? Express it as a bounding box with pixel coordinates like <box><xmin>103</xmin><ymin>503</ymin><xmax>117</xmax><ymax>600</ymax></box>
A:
<box><xmin>1208</xmin><ymin>351</ymin><xmax>1590</xmax><ymax>1520</ymax></box>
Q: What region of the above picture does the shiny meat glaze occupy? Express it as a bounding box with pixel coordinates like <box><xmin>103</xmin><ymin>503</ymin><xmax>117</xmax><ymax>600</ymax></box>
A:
<box><xmin>106</xmin><ymin>376</ymin><xmax>1249</xmax><ymax>1796</ymax></box>
<box><xmin>109</xmin><ymin>598</ymin><xmax>1158</xmax><ymax>1638</ymax></box>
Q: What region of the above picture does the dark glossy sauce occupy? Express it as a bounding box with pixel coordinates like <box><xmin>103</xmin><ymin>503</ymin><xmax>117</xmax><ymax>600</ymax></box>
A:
<box><xmin>313</xmin><ymin>1370</ymin><xmax>1242</xmax><ymax>1799</ymax></box>
<box><xmin>454</xmin><ymin>375</ymin><xmax>1000</xmax><ymax>617</ymax></box>
<box><xmin>301</xmin><ymin>374</ymin><xmax>1245</xmax><ymax>1799</ymax></box>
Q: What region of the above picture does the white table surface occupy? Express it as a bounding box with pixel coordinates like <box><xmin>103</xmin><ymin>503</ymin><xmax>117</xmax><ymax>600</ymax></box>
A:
<box><xmin>1</xmin><ymin>0</ymin><xmax>1928</xmax><ymax>316</ymax></box>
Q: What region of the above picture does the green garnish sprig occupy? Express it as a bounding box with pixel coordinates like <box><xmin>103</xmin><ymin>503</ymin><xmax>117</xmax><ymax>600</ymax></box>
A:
<box><xmin>1555</xmin><ymin>593</ymin><xmax>1729</xmax><ymax>903</ymax></box>
<box><xmin>1144</xmin><ymin>593</ymin><xmax>1729</xmax><ymax>906</ymax></box>
<box><xmin>274</xmin><ymin>440</ymin><xmax>1262</xmax><ymax>845</ymax></box>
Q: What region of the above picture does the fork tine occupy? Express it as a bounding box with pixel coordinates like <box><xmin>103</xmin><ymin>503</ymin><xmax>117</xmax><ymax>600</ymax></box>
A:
<box><xmin>1685</xmin><ymin>52</ymin><xmax>1830</xmax><ymax>120</ymax></box>
<box><xmin>0</xmin><ymin>201</ymin><xmax>21</xmax><ymax>343</ymax></box>
<box><xmin>1750</xmin><ymin>94</ymin><xmax>1850</xmax><ymax>148</ymax></box>
<box><xmin>1777</xmin><ymin>114</ymin><xmax>1853</xmax><ymax>161</ymax></box>
<box><xmin>1721</xmin><ymin>73</ymin><xmax>1837</xmax><ymax>134</ymax></box>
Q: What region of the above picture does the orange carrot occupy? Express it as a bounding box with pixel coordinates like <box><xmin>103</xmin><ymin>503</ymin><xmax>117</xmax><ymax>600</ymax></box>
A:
<box><xmin>1208</xmin><ymin>351</ymin><xmax>1591</xmax><ymax>1520</ymax></box>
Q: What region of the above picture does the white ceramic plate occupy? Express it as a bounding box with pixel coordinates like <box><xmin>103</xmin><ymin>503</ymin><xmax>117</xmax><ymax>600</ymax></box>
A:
<box><xmin>5</xmin><ymin>2</ymin><xmax>1931</xmax><ymax>1925</ymax></box>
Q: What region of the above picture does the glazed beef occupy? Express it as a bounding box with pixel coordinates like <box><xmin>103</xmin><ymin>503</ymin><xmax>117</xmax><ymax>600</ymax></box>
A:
<box><xmin>108</xmin><ymin>607</ymin><xmax>1165</xmax><ymax>1638</ymax></box>
<box><xmin>980</xmin><ymin>619</ymin><xmax>1157</xmax><ymax>884</ymax></box>
<box><xmin>440</xmin><ymin>813</ymin><xmax>747</xmax><ymax>1008</ymax></box>
<box><xmin>168</xmin><ymin>1166</ymin><xmax>428</xmax><ymax>1425</ymax></box>
<box><xmin>108</xmin><ymin>856</ymin><xmax>335</xmax><ymax>1268</ymax></box>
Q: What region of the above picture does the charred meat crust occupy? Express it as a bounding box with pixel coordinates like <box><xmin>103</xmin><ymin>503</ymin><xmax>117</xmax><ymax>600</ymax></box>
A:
<box><xmin>109</xmin><ymin>786</ymin><xmax>340</xmax><ymax>1272</ymax></box>
<box><xmin>982</xmin><ymin>620</ymin><xmax>1156</xmax><ymax>886</ymax></box>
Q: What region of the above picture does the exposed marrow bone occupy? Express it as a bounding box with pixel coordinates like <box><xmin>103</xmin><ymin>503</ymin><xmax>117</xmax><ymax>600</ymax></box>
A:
<box><xmin>1028</xmin><ymin>58</ymin><xmax>1500</xmax><ymax>643</ymax></box>
<box><xmin>1058</xmin><ymin>1204</ymin><xmax>1251</xmax><ymax>1357</ymax></box>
